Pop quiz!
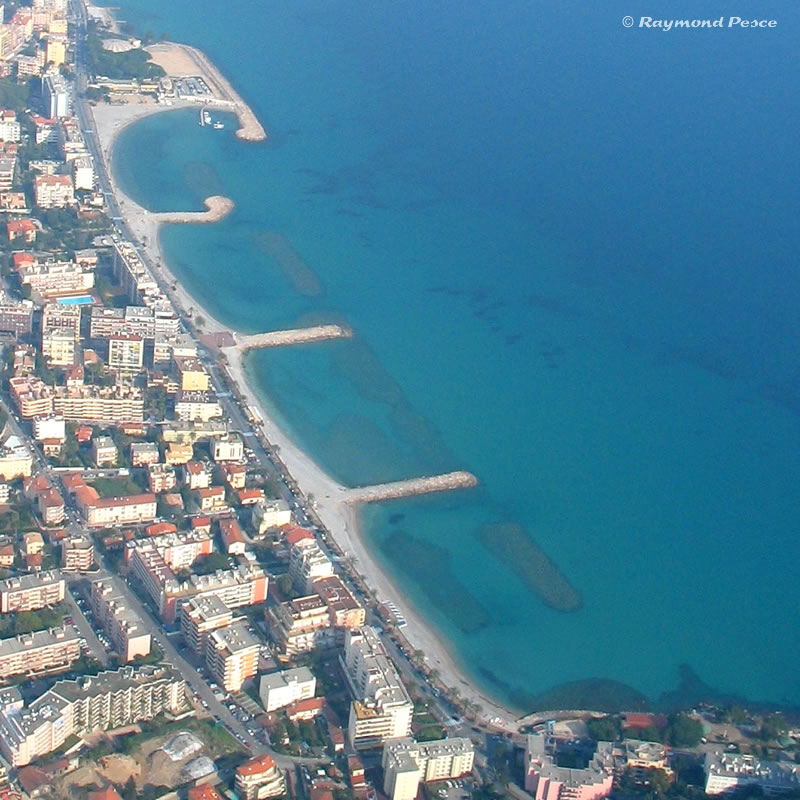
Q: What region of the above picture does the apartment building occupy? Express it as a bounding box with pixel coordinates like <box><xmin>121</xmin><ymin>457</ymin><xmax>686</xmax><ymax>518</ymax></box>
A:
<box><xmin>174</xmin><ymin>356</ymin><xmax>209</xmax><ymax>391</ymax></box>
<box><xmin>127</xmin><ymin>537</ymin><xmax>266</xmax><ymax>623</ymax></box>
<box><xmin>61</xmin><ymin>535</ymin><xmax>94</xmax><ymax>572</ymax></box>
<box><xmin>383</xmin><ymin>738</ymin><xmax>475</xmax><ymax>800</ymax></box>
<box><xmin>221</xmin><ymin>462</ymin><xmax>247</xmax><ymax>490</ymax></box>
<box><xmin>219</xmin><ymin>516</ymin><xmax>247</xmax><ymax>555</ymax></box>
<box><xmin>130</xmin><ymin>441</ymin><xmax>159</xmax><ymax>467</ymax></box>
<box><xmin>91</xmin><ymin>435</ymin><xmax>117</xmax><ymax>467</ymax></box>
<box><xmin>235</xmin><ymin>755</ymin><xmax>286</xmax><ymax>800</ymax></box>
<box><xmin>524</xmin><ymin>735</ymin><xmax>614</xmax><ymax>800</ymax></box>
<box><xmin>704</xmin><ymin>751</ymin><xmax>800</xmax><ymax>796</ymax></box>
<box><xmin>312</xmin><ymin>576</ymin><xmax>365</xmax><ymax>632</ymax></box>
<box><xmin>289</xmin><ymin>542</ymin><xmax>334</xmax><ymax>594</ymax></box>
<box><xmin>252</xmin><ymin>498</ymin><xmax>292</xmax><ymax>534</ymax></box>
<box><xmin>0</xmin><ymin>664</ymin><xmax>185</xmax><ymax>766</ymax></box>
<box><xmin>205</xmin><ymin>622</ymin><xmax>259</xmax><ymax>692</ymax></box>
<box><xmin>32</xmin><ymin>414</ymin><xmax>65</xmax><ymax>442</ymax></box>
<box><xmin>0</xmin><ymin>626</ymin><xmax>80</xmax><ymax>680</ymax></box>
<box><xmin>41</xmin><ymin>73</ymin><xmax>68</xmax><ymax>118</ymax></box>
<box><xmin>183</xmin><ymin>460</ymin><xmax>210</xmax><ymax>489</ymax></box>
<box><xmin>175</xmin><ymin>390</ymin><xmax>222</xmax><ymax>423</ymax></box>
<box><xmin>41</xmin><ymin>301</ymin><xmax>81</xmax><ymax>338</ymax></box>
<box><xmin>0</xmin><ymin>571</ymin><xmax>64</xmax><ymax>613</ymax></box>
<box><xmin>193</xmin><ymin>486</ymin><xmax>226</xmax><ymax>513</ymax></box>
<box><xmin>259</xmin><ymin>666</ymin><xmax>316</xmax><ymax>713</ymax></box>
<box><xmin>0</xmin><ymin>293</ymin><xmax>33</xmax><ymax>338</ymax></box>
<box><xmin>71</xmin><ymin>154</ymin><xmax>94</xmax><ymax>191</ymax></box>
<box><xmin>90</xmin><ymin>579</ymin><xmax>151</xmax><ymax>662</ymax></box>
<box><xmin>23</xmin><ymin>472</ymin><xmax>65</xmax><ymax>525</ymax></box>
<box><xmin>343</xmin><ymin>627</ymin><xmax>413</xmax><ymax>750</ymax></box>
<box><xmin>107</xmin><ymin>333</ymin><xmax>144</xmax><ymax>375</ymax></box>
<box><xmin>41</xmin><ymin>327</ymin><xmax>75</xmax><ymax>366</ymax></box>
<box><xmin>148</xmin><ymin>463</ymin><xmax>176</xmax><ymax>493</ymax></box>
<box><xmin>33</xmin><ymin>174</ymin><xmax>73</xmax><ymax>207</ymax></box>
<box><xmin>180</xmin><ymin>595</ymin><xmax>233</xmax><ymax>656</ymax></box>
<box><xmin>212</xmin><ymin>433</ymin><xmax>244</xmax><ymax>463</ymax></box>
<box><xmin>70</xmin><ymin>476</ymin><xmax>156</xmax><ymax>528</ymax></box>
<box><xmin>0</xmin><ymin>110</ymin><xmax>21</xmax><ymax>142</ymax></box>
<box><xmin>0</xmin><ymin>434</ymin><xmax>32</xmax><ymax>480</ymax></box>
<box><xmin>21</xmin><ymin>259</ymin><xmax>93</xmax><ymax>297</ymax></box>
<box><xmin>53</xmin><ymin>384</ymin><xmax>144</xmax><ymax>422</ymax></box>
<box><xmin>112</xmin><ymin>240</ymin><xmax>158</xmax><ymax>304</ymax></box>
<box><xmin>269</xmin><ymin>594</ymin><xmax>333</xmax><ymax>656</ymax></box>
<box><xmin>89</xmin><ymin>305</ymin><xmax>166</xmax><ymax>340</ymax></box>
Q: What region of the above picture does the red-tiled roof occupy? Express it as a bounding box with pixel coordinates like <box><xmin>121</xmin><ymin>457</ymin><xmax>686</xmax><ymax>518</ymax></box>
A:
<box><xmin>237</xmin><ymin>754</ymin><xmax>277</xmax><ymax>777</ymax></box>
<box><xmin>286</xmin><ymin>527</ymin><xmax>314</xmax><ymax>547</ymax></box>
<box><xmin>88</xmin><ymin>787</ymin><xmax>124</xmax><ymax>800</ymax></box>
<box><xmin>146</xmin><ymin>522</ymin><xmax>177</xmax><ymax>537</ymax></box>
<box><xmin>187</xmin><ymin>786</ymin><xmax>225</xmax><ymax>800</ymax></box>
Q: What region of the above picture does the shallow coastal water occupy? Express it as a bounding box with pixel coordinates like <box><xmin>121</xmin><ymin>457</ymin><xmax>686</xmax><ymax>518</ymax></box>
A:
<box><xmin>112</xmin><ymin>0</ymin><xmax>800</xmax><ymax>709</ymax></box>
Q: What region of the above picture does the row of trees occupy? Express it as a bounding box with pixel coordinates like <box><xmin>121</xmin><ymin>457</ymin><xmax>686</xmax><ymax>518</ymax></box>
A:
<box><xmin>586</xmin><ymin>713</ymin><xmax>705</xmax><ymax>748</ymax></box>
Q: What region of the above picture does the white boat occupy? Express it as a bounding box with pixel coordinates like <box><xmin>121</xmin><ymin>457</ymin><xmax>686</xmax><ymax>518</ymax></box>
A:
<box><xmin>201</xmin><ymin>110</ymin><xmax>211</xmax><ymax>126</ymax></box>
<box><xmin>199</xmin><ymin>108</ymin><xmax>206</xmax><ymax>126</ymax></box>
<box><xmin>213</xmin><ymin>121</ymin><xmax>224</xmax><ymax>130</ymax></box>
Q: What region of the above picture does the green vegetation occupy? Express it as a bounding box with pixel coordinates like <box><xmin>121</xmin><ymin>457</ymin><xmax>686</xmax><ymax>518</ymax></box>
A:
<box><xmin>116</xmin><ymin>715</ymin><xmax>242</xmax><ymax>759</ymax></box>
<box><xmin>192</xmin><ymin>551</ymin><xmax>230</xmax><ymax>575</ymax></box>
<box><xmin>271</xmin><ymin>713</ymin><xmax>325</xmax><ymax>755</ymax></box>
<box><xmin>0</xmin><ymin>78</ymin><xmax>32</xmax><ymax>113</ymax></box>
<box><xmin>91</xmin><ymin>476</ymin><xmax>143</xmax><ymax>498</ymax></box>
<box><xmin>86</xmin><ymin>30</ymin><xmax>165</xmax><ymax>81</ymax></box>
<box><xmin>132</xmin><ymin>642</ymin><xmax>164</xmax><ymax>666</ymax></box>
<box><xmin>0</xmin><ymin>603</ymin><xmax>69</xmax><ymax>637</ymax></box>
<box><xmin>587</xmin><ymin>715</ymin><xmax>622</xmax><ymax>742</ymax></box>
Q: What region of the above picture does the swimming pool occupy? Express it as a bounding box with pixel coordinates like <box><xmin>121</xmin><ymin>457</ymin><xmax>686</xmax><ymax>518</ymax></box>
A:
<box><xmin>56</xmin><ymin>295</ymin><xmax>94</xmax><ymax>306</ymax></box>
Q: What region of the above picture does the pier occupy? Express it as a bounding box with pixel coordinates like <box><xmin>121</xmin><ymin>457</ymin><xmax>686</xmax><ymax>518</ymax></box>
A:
<box><xmin>233</xmin><ymin>324</ymin><xmax>353</xmax><ymax>352</ymax></box>
<box><xmin>342</xmin><ymin>471</ymin><xmax>478</xmax><ymax>504</ymax></box>
<box><xmin>149</xmin><ymin>195</ymin><xmax>234</xmax><ymax>225</ymax></box>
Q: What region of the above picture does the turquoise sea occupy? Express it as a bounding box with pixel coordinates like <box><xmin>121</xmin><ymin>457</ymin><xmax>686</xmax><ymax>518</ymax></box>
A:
<box><xmin>110</xmin><ymin>0</ymin><xmax>800</xmax><ymax>711</ymax></box>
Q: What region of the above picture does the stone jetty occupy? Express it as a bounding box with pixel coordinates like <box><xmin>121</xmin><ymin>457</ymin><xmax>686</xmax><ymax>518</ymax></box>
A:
<box><xmin>233</xmin><ymin>324</ymin><xmax>353</xmax><ymax>352</ymax></box>
<box><xmin>342</xmin><ymin>471</ymin><xmax>478</xmax><ymax>504</ymax></box>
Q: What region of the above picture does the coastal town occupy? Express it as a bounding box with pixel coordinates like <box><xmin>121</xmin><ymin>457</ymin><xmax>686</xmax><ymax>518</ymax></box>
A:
<box><xmin>0</xmin><ymin>1</ymin><xmax>792</xmax><ymax>800</ymax></box>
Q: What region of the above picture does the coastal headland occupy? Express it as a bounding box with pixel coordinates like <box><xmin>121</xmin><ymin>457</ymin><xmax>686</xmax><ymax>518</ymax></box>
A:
<box><xmin>90</xmin><ymin>47</ymin><xmax>520</xmax><ymax>729</ymax></box>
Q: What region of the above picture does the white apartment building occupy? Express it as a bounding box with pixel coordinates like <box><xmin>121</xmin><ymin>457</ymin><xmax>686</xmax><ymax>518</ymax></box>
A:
<box><xmin>213</xmin><ymin>433</ymin><xmax>244</xmax><ymax>462</ymax></box>
<box><xmin>0</xmin><ymin>665</ymin><xmax>184</xmax><ymax>766</ymax></box>
<box><xmin>252</xmin><ymin>498</ymin><xmax>292</xmax><ymax>534</ymax></box>
<box><xmin>205</xmin><ymin>622</ymin><xmax>259</xmax><ymax>692</ymax></box>
<box><xmin>704</xmin><ymin>752</ymin><xmax>800</xmax><ymax>796</ymax></box>
<box><xmin>259</xmin><ymin>667</ymin><xmax>316</xmax><ymax>712</ymax></box>
<box><xmin>383</xmin><ymin>737</ymin><xmax>475</xmax><ymax>800</ymax></box>
<box><xmin>289</xmin><ymin>542</ymin><xmax>334</xmax><ymax>594</ymax></box>
<box><xmin>343</xmin><ymin>627</ymin><xmax>413</xmax><ymax>750</ymax></box>
<box><xmin>72</xmin><ymin>155</ymin><xmax>94</xmax><ymax>191</ymax></box>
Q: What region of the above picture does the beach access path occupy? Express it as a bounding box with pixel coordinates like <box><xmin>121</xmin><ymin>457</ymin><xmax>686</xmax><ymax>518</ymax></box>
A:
<box><xmin>88</xmin><ymin>74</ymin><xmax>519</xmax><ymax>731</ymax></box>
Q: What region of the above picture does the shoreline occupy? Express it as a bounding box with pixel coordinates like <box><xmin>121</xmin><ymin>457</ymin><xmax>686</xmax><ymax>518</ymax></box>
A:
<box><xmin>90</xmin><ymin>75</ymin><xmax>520</xmax><ymax>730</ymax></box>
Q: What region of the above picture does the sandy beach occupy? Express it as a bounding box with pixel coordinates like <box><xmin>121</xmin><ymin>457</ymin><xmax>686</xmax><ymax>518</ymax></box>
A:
<box><xmin>90</xmin><ymin>84</ymin><xmax>518</xmax><ymax>729</ymax></box>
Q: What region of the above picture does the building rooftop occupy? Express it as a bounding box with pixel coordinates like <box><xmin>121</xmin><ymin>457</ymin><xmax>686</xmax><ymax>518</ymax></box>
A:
<box><xmin>208</xmin><ymin>622</ymin><xmax>259</xmax><ymax>654</ymax></box>
<box><xmin>260</xmin><ymin>666</ymin><xmax>315</xmax><ymax>693</ymax></box>
<box><xmin>237</xmin><ymin>754</ymin><xmax>278</xmax><ymax>778</ymax></box>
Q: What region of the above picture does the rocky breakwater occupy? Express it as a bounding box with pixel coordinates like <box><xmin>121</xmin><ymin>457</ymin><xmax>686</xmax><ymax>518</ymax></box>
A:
<box><xmin>150</xmin><ymin>195</ymin><xmax>234</xmax><ymax>224</ymax></box>
<box><xmin>234</xmin><ymin>324</ymin><xmax>353</xmax><ymax>351</ymax></box>
<box><xmin>342</xmin><ymin>470</ymin><xmax>479</xmax><ymax>504</ymax></box>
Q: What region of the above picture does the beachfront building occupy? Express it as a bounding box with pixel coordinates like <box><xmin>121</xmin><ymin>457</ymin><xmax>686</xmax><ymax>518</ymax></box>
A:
<box><xmin>205</xmin><ymin>622</ymin><xmax>260</xmax><ymax>692</ymax></box>
<box><xmin>524</xmin><ymin>734</ymin><xmax>614</xmax><ymax>800</ymax></box>
<box><xmin>704</xmin><ymin>751</ymin><xmax>800</xmax><ymax>796</ymax></box>
<box><xmin>0</xmin><ymin>664</ymin><xmax>185</xmax><ymax>766</ymax></box>
<box><xmin>312</xmin><ymin>575</ymin><xmax>365</xmax><ymax>633</ymax></box>
<box><xmin>175</xmin><ymin>389</ymin><xmax>223</xmax><ymax>423</ymax></box>
<box><xmin>289</xmin><ymin>542</ymin><xmax>334</xmax><ymax>594</ymax></box>
<box><xmin>235</xmin><ymin>754</ymin><xmax>286</xmax><ymax>800</ymax></box>
<box><xmin>343</xmin><ymin>627</ymin><xmax>414</xmax><ymax>750</ymax></box>
<box><xmin>212</xmin><ymin>433</ymin><xmax>244</xmax><ymax>462</ymax></box>
<box><xmin>259</xmin><ymin>666</ymin><xmax>316</xmax><ymax>713</ymax></box>
<box><xmin>174</xmin><ymin>356</ymin><xmax>209</xmax><ymax>391</ymax></box>
<box><xmin>21</xmin><ymin>260</ymin><xmax>94</xmax><ymax>298</ymax></box>
<box><xmin>252</xmin><ymin>497</ymin><xmax>292</xmax><ymax>534</ymax></box>
<box><xmin>383</xmin><ymin>737</ymin><xmax>475</xmax><ymax>800</ymax></box>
